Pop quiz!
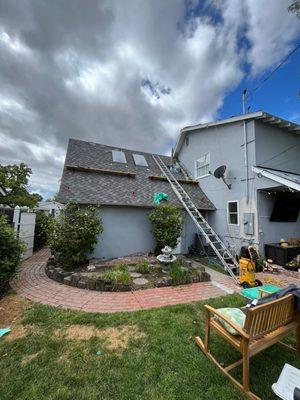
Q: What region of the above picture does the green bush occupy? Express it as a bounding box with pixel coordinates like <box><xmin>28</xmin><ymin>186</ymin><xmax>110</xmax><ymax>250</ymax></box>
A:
<box><xmin>100</xmin><ymin>265</ymin><xmax>131</xmax><ymax>285</ymax></box>
<box><xmin>48</xmin><ymin>203</ymin><xmax>103</xmax><ymax>270</ymax></box>
<box><xmin>170</xmin><ymin>260</ymin><xmax>190</xmax><ymax>286</ymax></box>
<box><xmin>256</xmin><ymin>258</ymin><xmax>264</xmax><ymax>272</ymax></box>
<box><xmin>149</xmin><ymin>204</ymin><xmax>182</xmax><ymax>254</ymax></box>
<box><xmin>0</xmin><ymin>215</ymin><xmax>25</xmax><ymax>295</ymax></box>
<box><xmin>135</xmin><ymin>260</ymin><xmax>151</xmax><ymax>274</ymax></box>
<box><xmin>34</xmin><ymin>211</ymin><xmax>53</xmax><ymax>250</ymax></box>
<box><xmin>116</xmin><ymin>262</ymin><xmax>128</xmax><ymax>272</ymax></box>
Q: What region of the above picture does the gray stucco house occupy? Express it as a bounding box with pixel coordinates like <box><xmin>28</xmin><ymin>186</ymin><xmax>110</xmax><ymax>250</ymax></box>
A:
<box><xmin>58</xmin><ymin>139</ymin><xmax>214</xmax><ymax>259</ymax></box>
<box><xmin>174</xmin><ymin>111</ymin><xmax>300</xmax><ymax>256</ymax></box>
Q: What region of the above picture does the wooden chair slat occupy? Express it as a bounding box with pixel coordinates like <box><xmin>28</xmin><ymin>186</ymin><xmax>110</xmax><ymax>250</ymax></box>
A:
<box><xmin>245</xmin><ymin>295</ymin><xmax>295</xmax><ymax>339</ymax></box>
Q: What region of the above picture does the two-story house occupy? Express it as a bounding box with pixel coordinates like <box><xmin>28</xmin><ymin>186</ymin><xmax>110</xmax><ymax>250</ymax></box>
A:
<box><xmin>174</xmin><ymin>111</ymin><xmax>300</xmax><ymax>256</ymax></box>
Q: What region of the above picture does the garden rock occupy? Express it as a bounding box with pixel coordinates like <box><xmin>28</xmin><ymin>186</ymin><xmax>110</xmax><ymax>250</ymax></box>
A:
<box><xmin>87</xmin><ymin>279</ymin><xmax>96</xmax><ymax>290</ymax></box>
<box><xmin>54</xmin><ymin>268</ymin><xmax>64</xmax><ymax>282</ymax></box>
<box><xmin>96</xmin><ymin>280</ymin><xmax>105</xmax><ymax>291</ymax></box>
<box><xmin>71</xmin><ymin>274</ymin><xmax>81</xmax><ymax>284</ymax></box>
<box><xmin>200</xmin><ymin>271</ymin><xmax>211</xmax><ymax>282</ymax></box>
<box><xmin>87</xmin><ymin>265</ymin><xmax>96</xmax><ymax>272</ymax></box>
<box><xmin>157</xmin><ymin>277</ymin><xmax>171</xmax><ymax>287</ymax></box>
<box><xmin>133</xmin><ymin>278</ymin><xmax>149</xmax><ymax>286</ymax></box>
<box><xmin>130</xmin><ymin>272</ymin><xmax>142</xmax><ymax>278</ymax></box>
<box><xmin>94</xmin><ymin>264</ymin><xmax>107</xmax><ymax>270</ymax></box>
<box><xmin>77</xmin><ymin>281</ymin><xmax>86</xmax><ymax>289</ymax></box>
<box><xmin>64</xmin><ymin>276</ymin><xmax>72</xmax><ymax>285</ymax></box>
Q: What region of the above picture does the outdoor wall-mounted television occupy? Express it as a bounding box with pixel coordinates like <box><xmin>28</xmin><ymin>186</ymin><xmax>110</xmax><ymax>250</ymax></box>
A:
<box><xmin>270</xmin><ymin>194</ymin><xmax>299</xmax><ymax>222</ymax></box>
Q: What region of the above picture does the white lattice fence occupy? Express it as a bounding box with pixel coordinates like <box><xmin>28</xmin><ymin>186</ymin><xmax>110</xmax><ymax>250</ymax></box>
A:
<box><xmin>13</xmin><ymin>207</ymin><xmax>36</xmax><ymax>260</ymax></box>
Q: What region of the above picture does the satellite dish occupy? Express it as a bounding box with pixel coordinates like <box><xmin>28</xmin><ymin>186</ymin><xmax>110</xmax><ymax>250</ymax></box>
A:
<box><xmin>213</xmin><ymin>165</ymin><xmax>231</xmax><ymax>189</ymax></box>
<box><xmin>214</xmin><ymin>165</ymin><xmax>226</xmax><ymax>179</ymax></box>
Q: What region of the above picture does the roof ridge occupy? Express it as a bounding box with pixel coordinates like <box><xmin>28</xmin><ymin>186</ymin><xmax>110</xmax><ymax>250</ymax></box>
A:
<box><xmin>68</xmin><ymin>138</ymin><xmax>171</xmax><ymax>159</ymax></box>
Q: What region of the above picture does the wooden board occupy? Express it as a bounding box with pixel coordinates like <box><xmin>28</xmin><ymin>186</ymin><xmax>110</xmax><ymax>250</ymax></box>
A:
<box><xmin>66</xmin><ymin>165</ymin><xmax>136</xmax><ymax>178</ymax></box>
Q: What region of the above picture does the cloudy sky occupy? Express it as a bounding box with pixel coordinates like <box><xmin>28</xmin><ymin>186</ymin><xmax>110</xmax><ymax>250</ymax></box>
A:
<box><xmin>0</xmin><ymin>0</ymin><xmax>299</xmax><ymax>199</ymax></box>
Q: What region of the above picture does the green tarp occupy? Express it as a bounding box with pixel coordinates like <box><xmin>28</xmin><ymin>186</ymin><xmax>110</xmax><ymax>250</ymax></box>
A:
<box><xmin>153</xmin><ymin>192</ymin><xmax>169</xmax><ymax>204</ymax></box>
<box><xmin>241</xmin><ymin>284</ymin><xmax>281</xmax><ymax>300</ymax></box>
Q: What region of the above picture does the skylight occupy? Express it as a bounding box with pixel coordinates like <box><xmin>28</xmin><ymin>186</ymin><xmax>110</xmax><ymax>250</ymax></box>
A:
<box><xmin>133</xmin><ymin>154</ymin><xmax>148</xmax><ymax>166</ymax></box>
<box><xmin>112</xmin><ymin>150</ymin><xmax>126</xmax><ymax>163</ymax></box>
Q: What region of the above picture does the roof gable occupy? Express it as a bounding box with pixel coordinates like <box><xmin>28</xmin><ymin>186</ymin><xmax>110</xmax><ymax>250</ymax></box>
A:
<box><xmin>174</xmin><ymin>111</ymin><xmax>300</xmax><ymax>157</ymax></box>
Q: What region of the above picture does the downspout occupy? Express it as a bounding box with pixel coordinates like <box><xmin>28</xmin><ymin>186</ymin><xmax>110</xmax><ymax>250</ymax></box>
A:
<box><xmin>243</xmin><ymin>120</ymin><xmax>249</xmax><ymax>204</ymax></box>
<box><xmin>242</xmin><ymin>90</ymin><xmax>249</xmax><ymax>204</ymax></box>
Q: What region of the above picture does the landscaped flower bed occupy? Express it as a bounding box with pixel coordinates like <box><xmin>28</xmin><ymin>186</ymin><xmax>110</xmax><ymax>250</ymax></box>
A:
<box><xmin>45</xmin><ymin>255</ymin><xmax>211</xmax><ymax>292</ymax></box>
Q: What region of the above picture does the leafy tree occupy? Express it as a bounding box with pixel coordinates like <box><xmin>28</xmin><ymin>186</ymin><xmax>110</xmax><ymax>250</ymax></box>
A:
<box><xmin>0</xmin><ymin>215</ymin><xmax>25</xmax><ymax>294</ymax></box>
<box><xmin>149</xmin><ymin>204</ymin><xmax>182</xmax><ymax>254</ymax></box>
<box><xmin>34</xmin><ymin>211</ymin><xmax>53</xmax><ymax>250</ymax></box>
<box><xmin>0</xmin><ymin>163</ymin><xmax>42</xmax><ymax>208</ymax></box>
<box><xmin>48</xmin><ymin>203</ymin><xmax>103</xmax><ymax>270</ymax></box>
<box><xmin>288</xmin><ymin>1</ymin><xmax>300</xmax><ymax>17</ymax></box>
<box><xmin>45</xmin><ymin>192</ymin><xmax>59</xmax><ymax>202</ymax></box>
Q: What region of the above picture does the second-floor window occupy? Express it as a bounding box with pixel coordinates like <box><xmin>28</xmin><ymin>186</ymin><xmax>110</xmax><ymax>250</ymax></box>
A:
<box><xmin>195</xmin><ymin>153</ymin><xmax>210</xmax><ymax>178</ymax></box>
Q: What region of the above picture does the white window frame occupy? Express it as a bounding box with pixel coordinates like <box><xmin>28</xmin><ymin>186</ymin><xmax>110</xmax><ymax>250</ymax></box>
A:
<box><xmin>194</xmin><ymin>153</ymin><xmax>210</xmax><ymax>179</ymax></box>
<box><xmin>112</xmin><ymin>150</ymin><xmax>127</xmax><ymax>163</ymax></box>
<box><xmin>227</xmin><ymin>200</ymin><xmax>239</xmax><ymax>226</ymax></box>
<box><xmin>132</xmin><ymin>153</ymin><xmax>148</xmax><ymax>167</ymax></box>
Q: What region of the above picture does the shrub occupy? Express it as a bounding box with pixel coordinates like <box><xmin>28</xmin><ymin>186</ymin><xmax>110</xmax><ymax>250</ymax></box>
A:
<box><xmin>256</xmin><ymin>258</ymin><xmax>264</xmax><ymax>272</ymax></box>
<box><xmin>48</xmin><ymin>203</ymin><xmax>103</xmax><ymax>270</ymax></box>
<box><xmin>135</xmin><ymin>260</ymin><xmax>151</xmax><ymax>274</ymax></box>
<box><xmin>149</xmin><ymin>204</ymin><xmax>182</xmax><ymax>254</ymax></box>
<box><xmin>170</xmin><ymin>260</ymin><xmax>190</xmax><ymax>286</ymax></box>
<box><xmin>34</xmin><ymin>211</ymin><xmax>53</xmax><ymax>250</ymax></box>
<box><xmin>100</xmin><ymin>265</ymin><xmax>131</xmax><ymax>286</ymax></box>
<box><xmin>0</xmin><ymin>215</ymin><xmax>25</xmax><ymax>295</ymax></box>
<box><xmin>116</xmin><ymin>262</ymin><xmax>129</xmax><ymax>272</ymax></box>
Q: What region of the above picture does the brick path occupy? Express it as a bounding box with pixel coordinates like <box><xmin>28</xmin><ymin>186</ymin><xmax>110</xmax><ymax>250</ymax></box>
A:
<box><xmin>11</xmin><ymin>248</ymin><xmax>233</xmax><ymax>313</ymax></box>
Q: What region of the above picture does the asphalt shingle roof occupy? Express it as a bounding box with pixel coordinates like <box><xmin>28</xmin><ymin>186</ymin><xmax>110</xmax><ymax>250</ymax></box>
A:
<box><xmin>57</xmin><ymin>139</ymin><xmax>215</xmax><ymax>210</ymax></box>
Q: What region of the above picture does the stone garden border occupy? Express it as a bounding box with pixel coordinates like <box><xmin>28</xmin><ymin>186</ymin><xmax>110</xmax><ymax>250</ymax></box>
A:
<box><xmin>45</xmin><ymin>259</ymin><xmax>211</xmax><ymax>292</ymax></box>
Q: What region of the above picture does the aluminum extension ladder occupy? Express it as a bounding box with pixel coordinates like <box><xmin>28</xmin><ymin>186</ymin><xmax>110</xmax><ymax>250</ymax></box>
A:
<box><xmin>152</xmin><ymin>155</ymin><xmax>239</xmax><ymax>284</ymax></box>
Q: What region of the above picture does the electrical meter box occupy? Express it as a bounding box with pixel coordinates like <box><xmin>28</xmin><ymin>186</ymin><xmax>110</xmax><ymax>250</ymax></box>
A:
<box><xmin>243</xmin><ymin>212</ymin><xmax>255</xmax><ymax>235</ymax></box>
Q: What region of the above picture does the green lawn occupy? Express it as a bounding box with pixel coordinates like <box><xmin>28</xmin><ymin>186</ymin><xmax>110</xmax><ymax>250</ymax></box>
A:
<box><xmin>0</xmin><ymin>293</ymin><xmax>299</xmax><ymax>400</ymax></box>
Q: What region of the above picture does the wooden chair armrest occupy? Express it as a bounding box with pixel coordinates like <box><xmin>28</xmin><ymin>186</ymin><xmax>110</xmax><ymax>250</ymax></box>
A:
<box><xmin>205</xmin><ymin>305</ymin><xmax>249</xmax><ymax>339</ymax></box>
<box><xmin>258</xmin><ymin>288</ymin><xmax>272</xmax><ymax>299</ymax></box>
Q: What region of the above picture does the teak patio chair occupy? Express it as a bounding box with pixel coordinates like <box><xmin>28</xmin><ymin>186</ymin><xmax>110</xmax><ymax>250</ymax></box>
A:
<box><xmin>195</xmin><ymin>294</ymin><xmax>300</xmax><ymax>400</ymax></box>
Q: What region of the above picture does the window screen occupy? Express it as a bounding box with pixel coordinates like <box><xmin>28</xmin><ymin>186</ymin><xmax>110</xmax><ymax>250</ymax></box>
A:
<box><xmin>133</xmin><ymin>154</ymin><xmax>148</xmax><ymax>166</ymax></box>
<box><xmin>227</xmin><ymin>201</ymin><xmax>239</xmax><ymax>225</ymax></box>
<box><xmin>112</xmin><ymin>150</ymin><xmax>126</xmax><ymax>163</ymax></box>
<box><xmin>195</xmin><ymin>153</ymin><xmax>210</xmax><ymax>178</ymax></box>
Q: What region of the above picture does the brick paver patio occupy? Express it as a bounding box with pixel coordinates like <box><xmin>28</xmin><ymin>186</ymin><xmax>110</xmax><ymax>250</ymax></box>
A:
<box><xmin>13</xmin><ymin>248</ymin><xmax>299</xmax><ymax>313</ymax></box>
<box><xmin>11</xmin><ymin>248</ymin><xmax>234</xmax><ymax>313</ymax></box>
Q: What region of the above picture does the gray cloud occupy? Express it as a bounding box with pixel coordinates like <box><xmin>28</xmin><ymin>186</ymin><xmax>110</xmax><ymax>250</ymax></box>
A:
<box><xmin>0</xmin><ymin>0</ymin><xmax>299</xmax><ymax>198</ymax></box>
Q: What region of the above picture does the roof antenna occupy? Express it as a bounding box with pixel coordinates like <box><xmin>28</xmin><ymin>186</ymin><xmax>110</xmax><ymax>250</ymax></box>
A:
<box><xmin>242</xmin><ymin>89</ymin><xmax>247</xmax><ymax>114</ymax></box>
